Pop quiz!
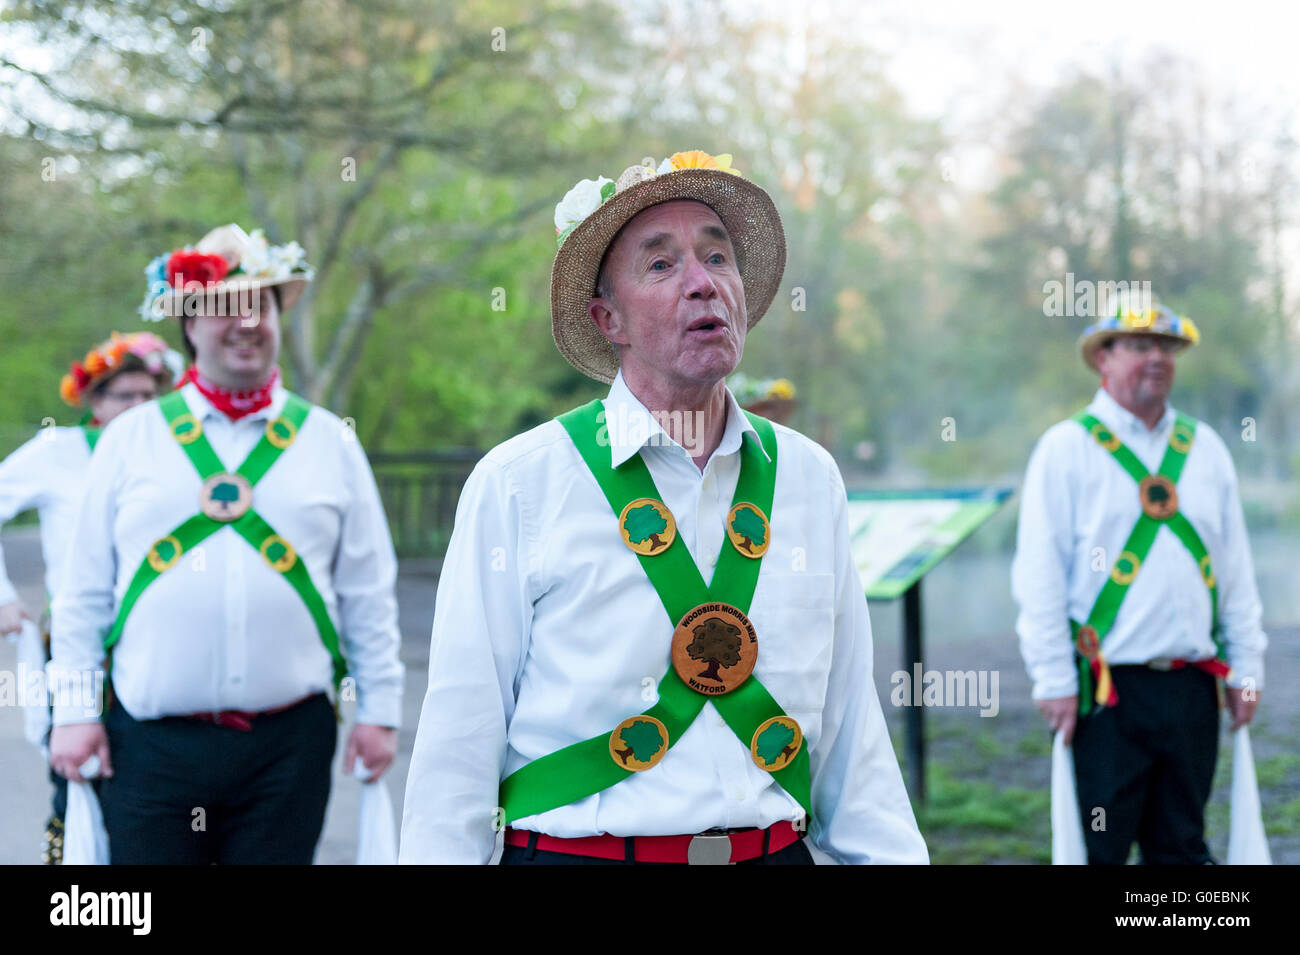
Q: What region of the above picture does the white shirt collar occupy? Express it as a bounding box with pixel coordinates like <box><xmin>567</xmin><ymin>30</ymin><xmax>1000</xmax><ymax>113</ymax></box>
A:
<box><xmin>603</xmin><ymin>369</ymin><xmax>770</xmax><ymax>468</ymax></box>
<box><xmin>1088</xmin><ymin>387</ymin><xmax>1175</xmax><ymax>438</ymax></box>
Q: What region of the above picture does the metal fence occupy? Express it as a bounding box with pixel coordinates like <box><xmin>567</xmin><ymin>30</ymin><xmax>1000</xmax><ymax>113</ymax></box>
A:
<box><xmin>370</xmin><ymin>448</ymin><xmax>483</xmax><ymax>559</ymax></box>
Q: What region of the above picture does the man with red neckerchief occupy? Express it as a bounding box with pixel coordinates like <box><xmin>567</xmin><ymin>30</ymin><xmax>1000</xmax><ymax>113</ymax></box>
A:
<box><xmin>48</xmin><ymin>225</ymin><xmax>405</xmax><ymax>864</ymax></box>
<box><xmin>1</xmin><ymin>331</ymin><xmax>175</xmax><ymax>862</ymax></box>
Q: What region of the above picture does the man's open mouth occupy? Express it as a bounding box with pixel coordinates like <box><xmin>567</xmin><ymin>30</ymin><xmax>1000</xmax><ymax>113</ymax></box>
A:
<box><xmin>687</xmin><ymin>317</ymin><xmax>726</xmax><ymax>334</ymax></box>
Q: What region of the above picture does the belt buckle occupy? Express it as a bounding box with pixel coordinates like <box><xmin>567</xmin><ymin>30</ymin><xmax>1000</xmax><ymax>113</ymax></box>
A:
<box><xmin>686</xmin><ymin>831</ymin><xmax>733</xmax><ymax>865</ymax></box>
<box><xmin>1148</xmin><ymin>657</ymin><xmax>1175</xmax><ymax>671</ymax></box>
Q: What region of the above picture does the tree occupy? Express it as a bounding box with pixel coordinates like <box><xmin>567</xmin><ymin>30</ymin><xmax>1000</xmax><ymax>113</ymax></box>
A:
<box><xmin>729</xmin><ymin>505</ymin><xmax>766</xmax><ymax>554</ymax></box>
<box><xmin>754</xmin><ymin>721</ymin><xmax>796</xmax><ymax>768</ymax></box>
<box><xmin>623</xmin><ymin>503</ymin><xmax>668</xmax><ymax>550</ymax></box>
<box><xmin>613</xmin><ymin>718</ymin><xmax>663</xmax><ymax>766</ymax></box>
<box><xmin>685</xmin><ymin>618</ymin><xmax>742</xmax><ymax>682</ymax></box>
<box><xmin>210</xmin><ymin>481</ymin><xmax>240</xmax><ymax>512</ymax></box>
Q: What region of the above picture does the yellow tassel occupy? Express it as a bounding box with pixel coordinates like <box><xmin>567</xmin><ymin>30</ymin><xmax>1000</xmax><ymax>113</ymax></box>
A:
<box><xmin>1094</xmin><ymin>657</ymin><xmax>1114</xmax><ymax>707</ymax></box>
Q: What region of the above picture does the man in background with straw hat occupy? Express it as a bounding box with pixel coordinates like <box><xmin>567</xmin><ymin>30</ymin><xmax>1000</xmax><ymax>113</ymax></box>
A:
<box><xmin>1012</xmin><ymin>298</ymin><xmax>1267</xmax><ymax>864</ymax></box>
<box><xmin>0</xmin><ymin>331</ymin><xmax>176</xmax><ymax>862</ymax></box>
<box><xmin>401</xmin><ymin>150</ymin><xmax>927</xmax><ymax>865</ymax></box>
<box><xmin>47</xmin><ymin>224</ymin><xmax>405</xmax><ymax>864</ymax></box>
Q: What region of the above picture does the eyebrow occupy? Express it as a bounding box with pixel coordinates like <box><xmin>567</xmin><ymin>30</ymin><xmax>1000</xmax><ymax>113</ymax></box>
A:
<box><xmin>637</xmin><ymin>224</ymin><xmax>732</xmax><ymax>253</ymax></box>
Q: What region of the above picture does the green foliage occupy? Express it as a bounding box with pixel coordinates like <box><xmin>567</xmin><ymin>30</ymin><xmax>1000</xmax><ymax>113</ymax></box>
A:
<box><xmin>619</xmin><ymin>719</ymin><xmax>664</xmax><ymax>762</ymax></box>
<box><xmin>754</xmin><ymin>722</ymin><xmax>795</xmax><ymax>766</ymax></box>
<box><xmin>729</xmin><ymin>506</ymin><xmax>766</xmax><ymax>547</ymax></box>
<box><xmin>622</xmin><ymin>503</ymin><xmax>667</xmax><ymax>546</ymax></box>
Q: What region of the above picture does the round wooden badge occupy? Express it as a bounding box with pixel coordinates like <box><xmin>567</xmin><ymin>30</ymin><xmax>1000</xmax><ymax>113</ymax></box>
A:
<box><xmin>671</xmin><ymin>602</ymin><xmax>758</xmax><ymax>696</ymax></box>
<box><xmin>199</xmin><ymin>472</ymin><xmax>253</xmax><ymax>523</ymax></box>
<box><xmin>750</xmin><ymin>716</ymin><xmax>803</xmax><ymax>772</ymax></box>
<box><xmin>259</xmin><ymin>534</ymin><xmax>297</xmax><ymax>573</ymax></box>
<box><xmin>618</xmin><ymin>498</ymin><xmax>676</xmax><ymax>556</ymax></box>
<box><xmin>1139</xmin><ymin>474</ymin><xmax>1178</xmax><ymax>520</ymax></box>
<box><xmin>1074</xmin><ymin>624</ymin><xmax>1101</xmax><ymax>660</ymax></box>
<box><xmin>1110</xmin><ymin>550</ymin><xmax>1141</xmax><ymax>586</ymax></box>
<box><xmin>726</xmin><ymin>502</ymin><xmax>770</xmax><ymax>558</ymax></box>
<box><xmin>1199</xmin><ymin>554</ymin><xmax>1216</xmax><ymax>589</ymax></box>
<box><xmin>1169</xmin><ymin>421</ymin><xmax>1195</xmax><ymax>455</ymax></box>
<box><xmin>147</xmin><ymin>534</ymin><xmax>183</xmax><ymax>573</ymax></box>
<box><xmin>266</xmin><ymin>415</ymin><xmax>298</xmax><ymax>450</ymax></box>
<box><xmin>1089</xmin><ymin>422</ymin><xmax>1121</xmax><ymax>452</ymax></box>
<box><xmin>609</xmin><ymin>715</ymin><xmax>669</xmax><ymax>772</ymax></box>
<box><xmin>170</xmin><ymin>413</ymin><xmax>203</xmax><ymax>445</ymax></box>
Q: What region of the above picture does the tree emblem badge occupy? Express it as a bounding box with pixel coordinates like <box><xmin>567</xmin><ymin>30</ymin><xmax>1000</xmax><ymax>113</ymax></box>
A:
<box><xmin>147</xmin><ymin>534</ymin><xmax>184</xmax><ymax>573</ymax></box>
<box><xmin>671</xmin><ymin>602</ymin><xmax>758</xmax><ymax>695</ymax></box>
<box><xmin>618</xmin><ymin>498</ymin><xmax>676</xmax><ymax>556</ymax></box>
<box><xmin>266</xmin><ymin>415</ymin><xmax>298</xmax><ymax>450</ymax></box>
<box><xmin>750</xmin><ymin>716</ymin><xmax>803</xmax><ymax>772</ymax></box>
<box><xmin>259</xmin><ymin>534</ymin><xmax>297</xmax><ymax>573</ymax></box>
<box><xmin>726</xmin><ymin>502</ymin><xmax>770</xmax><ymax>558</ymax></box>
<box><xmin>199</xmin><ymin>472</ymin><xmax>254</xmax><ymax>522</ymax></box>
<box><xmin>1138</xmin><ymin>474</ymin><xmax>1179</xmax><ymax>521</ymax></box>
<box><xmin>170</xmin><ymin>413</ymin><xmax>203</xmax><ymax>445</ymax></box>
<box><xmin>608</xmin><ymin>715</ymin><xmax>669</xmax><ymax>772</ymax></box>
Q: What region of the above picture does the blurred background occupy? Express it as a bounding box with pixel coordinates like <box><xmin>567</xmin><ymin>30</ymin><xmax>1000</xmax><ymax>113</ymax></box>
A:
<box><xmin>0</xmin><ymin>0</ymin><xmax>1295</xmax><ymax>863</ymax></box>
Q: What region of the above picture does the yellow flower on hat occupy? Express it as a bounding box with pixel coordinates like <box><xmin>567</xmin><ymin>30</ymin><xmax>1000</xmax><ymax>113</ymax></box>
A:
<box><xmin>1182</xmin><ymin>317</ymin><xmax>1200</xmax><ymax>344</ymax></box>
<box><xmin>1128</xmin><ymin>308</ymin><xmax>1155</xmax><ymax>329</ymax></box>
<box><xmin>662</xmin><ymin>150</ymin><xmax>742</xmax><ymax>176</ymax></box>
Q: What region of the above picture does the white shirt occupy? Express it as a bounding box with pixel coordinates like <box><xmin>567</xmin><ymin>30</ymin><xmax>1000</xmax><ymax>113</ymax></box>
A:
<box><xmin>50</xmin><ymin>381</ymin><xmax>404</xmax><ymax>727</ymax></box>
<box><xmin>0</xmin><ymin>426</ymin><xmax>94</xmax><ymax>606</ymax></box>
<box><xmin>399</xmin><ymin>371</ymin><xmax>928</xmax><ymax>865</ymax></box>
<box><xmin>1012</xmin><ymin>388</ymin><xmax>1267</xmax><ymax>700</ymax></box>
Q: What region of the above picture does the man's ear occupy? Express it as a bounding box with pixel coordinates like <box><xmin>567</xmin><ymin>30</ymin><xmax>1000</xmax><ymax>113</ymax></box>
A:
<box><xmin>589</xmin><ymin>297</ymin><xmax>628</xmax><ymax>347</ymax></box>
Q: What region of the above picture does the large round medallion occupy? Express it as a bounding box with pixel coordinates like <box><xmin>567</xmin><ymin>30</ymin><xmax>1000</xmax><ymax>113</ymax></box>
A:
<box><xmin>199</xmin><ymin>472</ymin><xmax>253</xmax><ymax>522</ymax></box>
<box><xmin>671</xmin><ymin>602</ymin><xmax>757</xmax><ymax>696</ymax></box>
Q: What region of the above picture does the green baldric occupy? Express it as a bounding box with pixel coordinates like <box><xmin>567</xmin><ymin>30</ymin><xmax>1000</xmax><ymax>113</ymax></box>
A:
<box><xmin>102</xmin><ymin>391</ymin><xmax>347</xmax><ymax>688</ymax></box>
<box><xmin>1070</xmin><ymin>410</ymin><xmax>1223</xmax><ymax>715</ymax></box>
<box><xmin>497</xmin><ymin>399</ymin><xmax>812</xmax><ymax>825</ymax></box>
<box><xmin>77</xmin><ymin>412</ymin><xmax>100</xmax><ymax>452</ymax></box>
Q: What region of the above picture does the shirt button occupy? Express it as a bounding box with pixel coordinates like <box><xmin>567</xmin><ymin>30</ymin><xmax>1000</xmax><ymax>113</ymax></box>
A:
<box><xmin>732</xmin><ymin>790</ymin><xmax>746</xmax><ymax>801</ymax></box>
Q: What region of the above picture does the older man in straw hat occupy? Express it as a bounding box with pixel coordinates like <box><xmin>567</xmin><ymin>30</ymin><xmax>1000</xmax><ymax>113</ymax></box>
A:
<box><xmin>400</xmin><ymin>150</ymin><xmax>927</xmax><ymax>865</ymax></box>
<box><xmin>1012</xmin><ymin>298</ymin><xmax>1267</xmax><ymax>864</ymax></box>
<box><xmin>48</xmin><ymin>224</ymin><xmax>405</xmax><ymax>864</ymax></box>
<box><xmin>1</xmin><ymin>331</ymin><xmax>177</xmax><ymax>862</ymax></box>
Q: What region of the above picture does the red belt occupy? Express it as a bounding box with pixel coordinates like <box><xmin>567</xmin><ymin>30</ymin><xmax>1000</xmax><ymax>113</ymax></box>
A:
<box><xmin>504</xmin><ymin>820</ymin><xmax>802</xmax><ymax>864</ymax></box>
<box><xmin>177</xmin><ymin>694</ymin><xmax>314</xmax><ymax>732</ymax></box>
<box><xmin>1149</xmin><ymin>657</ymin><xmax>1232</xmax><ymax>678</ymax></box>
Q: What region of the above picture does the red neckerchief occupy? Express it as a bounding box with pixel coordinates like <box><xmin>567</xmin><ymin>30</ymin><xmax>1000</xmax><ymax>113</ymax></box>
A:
<box><xmin>178</xmin><ymin>366</ymin><xmax>279</xmax><ymax>421</ymax></box>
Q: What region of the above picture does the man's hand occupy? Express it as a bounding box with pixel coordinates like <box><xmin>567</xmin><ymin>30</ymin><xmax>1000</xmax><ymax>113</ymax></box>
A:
<box><xmin>1225</xmin><ymin>686</ymin><xmax>1260</xmax><ymax>731</ymax></box>
<box><xmin>0</xmin><ymin>600</ymin><xmax>29</xmax><ymax>637</ymax></box>
<box><xmin>49</xmin><ymin>722</ymin><xmax>113</xmax><ymax>782</ymax></box>
<box><xmin>1036</xmin><ymin>695</ymin><xmax>1078</xmax><ymax>746</ymax></box>
<box><xmin>345</xmin><ymin>724</ymin><xmax>398</xmax><ymax>782</ymax></box>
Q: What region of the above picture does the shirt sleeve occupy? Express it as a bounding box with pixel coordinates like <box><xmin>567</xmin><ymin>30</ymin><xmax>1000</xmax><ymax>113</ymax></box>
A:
<box><xmin>808</xmin><ymin>459</ymin><xmax>930</xmax><ymax>864</ymax></box>
<box><xmin>49</xmin><ymin>426</ymin><xmax>120</xmax><ymax>726</ymax></box>
<box><xmin>332</xmin><ymin>431</ymin><xmax>405</xmax><ymax>727</ymax></box>
<box><xmin>1206</xmin><ymin>434</ymin><xmax>1267</xmax><ymax>689</ymax></box>
<box><xmin>0</xmin><ymin>432</ymin><xmax>52</xmax><ymax>606</ymax></box>
<box><xmin>399</xmin><ymin>455</ymin><xmax>532</xmax><ymax>864</ymax></box>
<box><xmin>1011</xmin><ymin>427</ymin><xmax>1079</xmax><ymax>700</ymax></box>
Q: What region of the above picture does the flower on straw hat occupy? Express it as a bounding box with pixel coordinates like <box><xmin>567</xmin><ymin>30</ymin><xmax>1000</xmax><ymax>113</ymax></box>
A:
<box><xmin>59</xmin><ymin>331</ymin><xmax>179</xmax><ymax>407</ymax></box>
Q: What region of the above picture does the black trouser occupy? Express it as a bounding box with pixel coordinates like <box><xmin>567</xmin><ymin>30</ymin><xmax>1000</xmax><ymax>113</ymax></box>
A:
<box><xmin>500</xmin><ymin>833</ymin><xmax>815</xmax><ymax>865</ymax></box>
<box><xmin>1072</xmin><ymin>665</ymin><xmax>1219</xmax><ymax>865</ymax></box>
<box><xmin>99</xmin><ymin>694</ymin><xmax>337</xmax><ymax>864</ymax></box>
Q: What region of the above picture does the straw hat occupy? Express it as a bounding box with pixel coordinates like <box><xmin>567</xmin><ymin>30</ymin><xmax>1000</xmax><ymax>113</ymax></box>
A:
<box><xmin>1079</xmin><ymin>300</ymin><xmax>1200</xmax><ymax>372</ymax></box>
<box><xmin>138</xmin><ymin>223</ymin><xmax>314</xmax><ymax>321</ymax></box>
<box><xmin>550</xmin><ymin>150</ymin><xmax>787</xmax><ymax>383</ymax></box>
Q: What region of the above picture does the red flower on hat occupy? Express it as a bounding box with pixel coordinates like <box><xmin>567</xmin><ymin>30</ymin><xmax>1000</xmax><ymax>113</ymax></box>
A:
<box><xmin>166</xmin><ymin>250</ymin><xmax>229</xmax><ymax>289</ymax></box>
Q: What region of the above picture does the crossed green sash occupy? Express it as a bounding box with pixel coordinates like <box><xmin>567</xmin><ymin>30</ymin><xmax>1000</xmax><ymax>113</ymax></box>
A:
<box><xmin>1070</xmin><ymin>410</ymin><xmax>1222</xmax><ymax>714</ymax></box>
<box><xmin>497</xmin><ymin>399</ymin><xmax>812</xmax><ymax>825</ymax></box>
<box><xmin>77</xmin><ymin>412</ymin><xmax>100</xmax><ymax>452</ymax></box>
<box><xmin>102</xmin><ymin>391</ymin><xmax>347</xmax><ymax>688</ymax></box>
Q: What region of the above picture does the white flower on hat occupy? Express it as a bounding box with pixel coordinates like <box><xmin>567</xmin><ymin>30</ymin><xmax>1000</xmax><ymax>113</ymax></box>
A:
<box><xmin>240</xmin><ymin>229</ymin><xmax>273</xmax><ymax>276</ymax></box>
<box><xmin>554</xmin><ymin>176</ymin><xmax>614</xmax><ymax>241</ymax></box>
<box><xmin>267</xmin><ymin>240</ymin><xmax>307</xmax><ymax>278</ymax></box>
